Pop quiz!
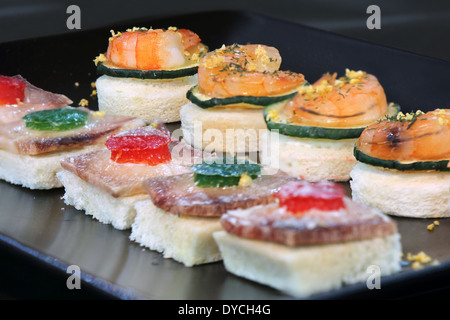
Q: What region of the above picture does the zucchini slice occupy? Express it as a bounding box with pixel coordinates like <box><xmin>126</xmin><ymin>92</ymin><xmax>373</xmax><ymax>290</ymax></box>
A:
<box><xmin>263</xmin><ymin>101</ymin><xmax>400</xmax><ymax>140</ymax></box>
<box><xmin>353</xmin><ymin>147</ymin><xmax>450</xmax><ymax>171</ymax></box>
<box><xmin>186</xmin><ymin>85</ymin><xmax>298</xmax><ymax>109</ymax></box>
<box><xmin>97</xmin><ymin>60</ymin><xmax>199</xmax><ymax>80</ymax></box>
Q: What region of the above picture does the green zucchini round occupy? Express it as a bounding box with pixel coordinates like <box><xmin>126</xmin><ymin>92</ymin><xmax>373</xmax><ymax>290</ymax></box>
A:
<box><xmin>97</xmin><ymin>61</ymin><xmax>199</xmax><ymax>80</ymax></box>
<box><xmin>264</xmin><ymin>101</ymin><xmax>401</xmax><ymax>140</ymax></box>
<box><xmin>353</xmin><ymin>146</ymin><xmax>450</xmax><ymax>171</ymax></box>
<box><xmin>186</xmin><ymin>85</ymin><xmax>298</xmax><ymax>109</ymax></box>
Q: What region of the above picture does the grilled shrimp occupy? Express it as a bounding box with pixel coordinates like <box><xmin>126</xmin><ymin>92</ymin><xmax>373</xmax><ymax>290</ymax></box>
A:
<box><xmin>357</xmin><ymin>109</ymin><xmax>450</xmax><ymax>161</ymax></box>
<box><xmin>197</xmin><ymin>44</ymin><xmax>305</xmax><ymax>98</ymax></box>
<box><xmin>106</xmin><ymin>27</ymin><xmax>207</xmax><ymax>70</ymax></box>
<box><xmin>285</xmin><ymin>69</ymin><xmax>388</xmax><ymax>127</ymax></box>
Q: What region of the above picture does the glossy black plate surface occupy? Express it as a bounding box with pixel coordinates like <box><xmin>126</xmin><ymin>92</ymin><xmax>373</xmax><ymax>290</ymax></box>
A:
<box><xmin>1</xmin><ymin>10</ymin><xmax>450</xmax><ymax>299</ymax></box>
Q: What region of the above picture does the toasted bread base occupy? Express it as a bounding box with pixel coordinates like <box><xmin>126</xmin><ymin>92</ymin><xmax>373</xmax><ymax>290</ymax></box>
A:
<box><xmin>213</xmin><ymin>231</ymin><xmax>402</xmax><ymax>298</ymax></box>
<box><xmin>350</xmin><ymin>162</ymin><xmax>450</xmax><ymax>218</ymax></box>
<box><xmin>180</xmin><ymin>102</ymin><xmax>267</xmax><ymax>154</ymax></box>
<box><xmin>0</xmin><ymin>145</ymin><xmax>101</xmax><ymax>190</ymax></box>
<box><xmin>259</xmin><ymin>131</ymin><xmax>357</xmax><ymax>181</ymax></box>
<box><xmin>96</xmin><ymin>75</ymin><xmax>197</xmax><ymax>123</ymax></box>
<box><xmin>131</xmin><ymin>200</ymin><xmax>222</xmax><ymax>267</ymax></box>
<box><xmin>57</xmin><ymin>170</ymin><xmax>149</xmax><ymax>229</ymax></box>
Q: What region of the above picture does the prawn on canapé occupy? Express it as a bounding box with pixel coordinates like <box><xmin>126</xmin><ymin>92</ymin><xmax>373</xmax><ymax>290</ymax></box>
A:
<box><xmin>197</xmin><ymin>44</ymin><xmax>306</xmax><ymax>98</ymax></box>
<box><xmin>104</xmin><ymin>27</ymin><xmax>208</xmax><ymax>71</ymax></box>
<box><xmin>284</xmin><ymin>69</ymin><xmax>389</xmax><ymax>128</ymax></box>
<box><xmin>357</xmin><ymin>109</ymin><xmax>450</xmax><ymax>162</ymax></box>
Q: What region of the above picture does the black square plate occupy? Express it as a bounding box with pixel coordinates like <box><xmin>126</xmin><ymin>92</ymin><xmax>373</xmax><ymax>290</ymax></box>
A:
<box><xmin>1</xmin><ymin>10</ymin><xmax>450</xmax><ymax>300</ymax></box>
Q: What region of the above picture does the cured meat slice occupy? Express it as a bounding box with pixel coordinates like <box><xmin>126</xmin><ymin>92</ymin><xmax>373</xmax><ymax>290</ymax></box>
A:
<box><xmin>143</xmin><ymin>171</ymin><xmax>298</xmax><ymax>217</ymax></box>
<box><xmin>220</xmin><ymin>199</ymin><xmax>397</xmax><ymax>246</ymax></box>
<box><xmin>0</xmin><ymin>75</ymin><xmax>72</xmax><ymax>124</ymax></box>
<box><xmin>60</xmin><ymin>140</ymin><xmax>213</xmax><ymax>198</ymax></box>
<box><xmin>0</xmin><ymin>108</ymin><xmax>145</xmax><ymax>155</ymax></box>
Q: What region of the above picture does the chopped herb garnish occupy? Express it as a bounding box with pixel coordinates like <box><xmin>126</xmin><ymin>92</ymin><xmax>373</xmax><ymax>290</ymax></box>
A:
<box><xmin>379</xmin><ymin>110</ymin><xmax>424</xmax><ymax>130</ymax></box>
<box><xmin>406</xmin><ymin>117</ymin><xmax>417</xmax><ymax>130</ymax></box>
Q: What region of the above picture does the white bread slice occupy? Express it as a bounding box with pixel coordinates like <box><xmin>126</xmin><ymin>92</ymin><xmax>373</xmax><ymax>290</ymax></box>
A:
<box><xmin>213</xmin><ymin>231</ymin><xmax>402</xmax><ymax>298</ymax></box>
<box><xmin>350</xmin><ymin>162</ymin><xmax>450</xmax><ymax>218</ymax></box>
<box><xmin>130</xmin><ymin>200</ymin><xmax>222</xmax><ymax>267</ymax></box>
<box><xmin>180</xmin><ymin>102</ymin><xmax>267</xmax><ymax>154</ymax></box>
<box><xmin>57</xmin><ymin>170</ymin><xmax>149</xmax><ymax>230</ymax></box>
<box><xmin>259</xmin><ymin>131</ymin><xmax>357</xmax><ymax>181</ymax></box>
<box><xmin>0</xmin><ymin>144</ymin><xmax>101</xmax><ymax>190</ymax></box>
<box><xmin>96</xmin><ymin>74</ymin><xmax>197</xmax><ymax>123</ymax></box>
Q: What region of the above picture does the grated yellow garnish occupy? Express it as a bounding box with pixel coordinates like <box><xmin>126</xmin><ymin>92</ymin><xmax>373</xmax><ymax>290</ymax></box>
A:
<box><xmin>246</xmin><ymin>61</ymin><xmax>258</xmax><ymax>72</ymax></box>
<box><xmin>427</xmin><ymin>220</ymin><xmax>440</xmax><ymax>231</ymax></box>
<box><xmin>78</xmin><ymin>99</ymin><xmax>89</xmax><ymax>107</ymax></box>
<box><xmin>411</xmin><ymin>261</ymin><xmax>424</xmax><ymax>270</ymax></box>
<box><xmin>74</xmin><ymin>82</ymin><xmax>79</xmax><ymax>87</ymax></box>
<box><xmin>331</xmin><ymin>69</ymin><xmax>367</xmax><ymax>87</ymax></box>
<box><xmin>396</xmin><ymin>112</ymin><xmax>405</xmax><ymax>120</ymax></box>
<box><xmin>238</xmin><ymin>174</ymin><xmax>253</xmax><ymax>187</ymax></box>
<box><xmin>334</xmin><ymin>79</ymin><xmax>345</xmax><ymax>87</ymax></box>
<box><xmin>321</xmin><ymin>69</ymin><xmax>368</xmax><ymax>89</ymax></box>
<box><xmin>91</xmin><ymin>82</ymin><xmax>96</xmax><ymax>88</ymax></box>
<box><xmin>266</xmin><ymin>110</ymin><xmax>280</xmax><ymax>122</ymax></box>
<box><xmin>297</xmin><ymin>84</ymin><xmax>315</xmax><ymax>97</ymax></box>
<box><xmin>125</xmin><ymin>27</ymin><xmax>149</xmax><ymax>32</ymax></box>
<box><xmin>298</xmin><ymin>80</ymin><xmax>333</xmax><ymax>99</ymax></box>
<box><xmin>108</xmin><ymin>30</ymin><xmax>122</xmax><ymax>42</ymax></box>
<box><xmin>345</xmin><ymin>68</ymin><xmax>365</xmax><ymax>80</ymax></box>
<box><xmin>92</xmin><ymin>111</ymin><xmax>105</xmax><ymax>117</ymax></box>
<box><xmin>407</xmin><ymin>251</ymin><xmax>432</xmax><ymax>264</ymax></box>
<box><xmin>216</xmin><ymin>44</ymin><xmax>227</xmax><ymax>53</ymax></box>
<box><xmin>203</xmin><ymin>54</ymin><xmax>225</xmax><ymax>69</ymax></box>
<box><xmin>316</xmin><ymin>81</ymin><xmax>333</xmax><ymax>95</ymax></box>
<box><xmin>93</xmin><ymin>53</ymin><xmax>107</xmax><ymax>66</ymax></box>
<box><xmin>395</xmin><ymin>110</ymin><xmax>424</xmax><ymax>121</ymax></box>
<box><xmin>406</xmin><ymin>251</ymin><xmax>439</xmax><ymax>270</ymax></box>
<box><xmin>90</xmin><ymin>89</ymin><xmax>97</xmax><ymax>97</ymax></box>
<box><xmin>190</xmin><ymin>53</ymin><xmax>199</xmax><ymax>62</ymax></box>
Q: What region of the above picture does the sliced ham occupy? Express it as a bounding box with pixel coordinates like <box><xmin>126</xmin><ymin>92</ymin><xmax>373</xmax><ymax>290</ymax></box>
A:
<box><xmin>168</xmin><ymin>140</ymin><xmax>216</xmax><ymax>167</ymax></box>
<box><xmin>0</xmin><ymin>75</ymin><xmax>72</xmax><ymax>124</ymax></box>
<box><xmin>60</xmin><ymin>140</ymin><xmax>214</xmax><ymax>198</ymax></box>
<box><xmin>0</xmin><ymin>108</ymin><xmax>145</xmax><ymax>155</ymax></box>
<box><xmin>143</xmin><ymin>171</ymin><xmax>298</xmax><ymax>217</ymax></box>
<box><xmin>220</xmin><ymin>199</ymin><xmax>397</xmax><ymax>246</ymax></box>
